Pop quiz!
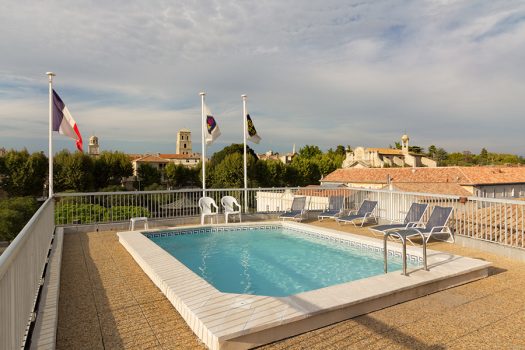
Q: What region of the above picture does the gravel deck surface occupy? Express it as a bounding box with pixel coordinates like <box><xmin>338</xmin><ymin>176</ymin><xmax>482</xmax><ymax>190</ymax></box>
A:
<box><xmin>57</xmin><ymin>221</ymin><xmax>525</xmax><ymax>349</ymax></box>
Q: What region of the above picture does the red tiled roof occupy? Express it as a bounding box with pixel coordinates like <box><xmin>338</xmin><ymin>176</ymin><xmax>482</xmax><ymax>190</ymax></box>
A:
<box><xmin>134</xmin><ymin>155</ymin><xmax>169</xmax><ymax>163</ymax></box>
<box><xmin>159</xmin><ymin>153</ymin><xmax>200</xmax><ymax>160</ymax></box>
<box><xmin>391</xmin><ymin>183</ymin><xmax>472</xmax><ymax>197</ymax></box>
<box><xmin>323</xmin><ymin>166</ymin><xmax>525</xmax><ymax>186</ymax></box>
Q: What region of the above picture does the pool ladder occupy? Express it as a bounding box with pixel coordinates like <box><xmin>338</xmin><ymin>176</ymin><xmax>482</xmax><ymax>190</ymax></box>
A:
<box><xmin>383</xmin><ymin>231</ymin><xmax>428</xmax><ymax>276</ymax></box>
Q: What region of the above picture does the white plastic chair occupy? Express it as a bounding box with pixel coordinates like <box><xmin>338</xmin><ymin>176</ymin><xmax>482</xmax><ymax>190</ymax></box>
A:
<box><xmin>198</xmin><ymin>197</ymin><xmax>219</xmax><ymax>224</ymax></box>
<box><xmin>221</xmin><ymin>196</ymin><xmax>242</xmax><ymax>223</ymax></box>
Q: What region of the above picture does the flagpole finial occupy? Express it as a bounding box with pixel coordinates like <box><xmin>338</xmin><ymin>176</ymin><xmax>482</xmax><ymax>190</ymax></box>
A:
<box><xmin>241</xmin><ymin>94</ymin><xmax>247</xmax><ymax>99</ymax></box>
<box><xmin>199</xmin><ymin>92</ymin><xmax>205</xmax><ymax>96</ymax></box>
<box><xmin>46</xmin><ymin>72</ymin><xmax>55</xmax><ymax>83</ymax></box>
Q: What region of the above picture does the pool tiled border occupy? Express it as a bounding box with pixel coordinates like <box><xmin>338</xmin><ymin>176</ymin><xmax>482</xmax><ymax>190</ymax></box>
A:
<box><xmin>118</xmin><ymin>221</ymin><xmax>491</xmax><ymax>350</ymax></box>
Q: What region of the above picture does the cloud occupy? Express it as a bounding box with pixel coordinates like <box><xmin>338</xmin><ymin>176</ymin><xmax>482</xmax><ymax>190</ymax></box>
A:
<box><xmin>0</xmin><ymin>0</ymin><xmax>524</xmax><ymax>155</ymax></box>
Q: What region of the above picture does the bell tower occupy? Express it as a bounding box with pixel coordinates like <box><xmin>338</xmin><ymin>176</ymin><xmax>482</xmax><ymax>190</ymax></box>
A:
<box><xmin>401</xmin><ymin>134</ymin><xmax>409</xmax><ymax>154</ymax></box>
<box><xmin>176</xmin><ymin>129</ymin><xmax>192</xmax><ymax>155</ymax></box>
<box><xmin>88</xmin><ymin>135</ymin><xmax>100</xmax><ymax>157</ymax></box>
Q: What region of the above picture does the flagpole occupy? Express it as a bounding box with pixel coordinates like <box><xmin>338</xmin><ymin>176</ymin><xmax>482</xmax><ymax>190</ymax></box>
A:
<box><xmin>242</xmin><ymin>94</ymin><xmax>248</xmax><ymax>213</ymax></box>
<box><xmin>47</xmin><ymin>72</ymin><xmax>55</xmax><ymax>198</ymax></box>
<box><xmin>200</xmin><ymin>92</ymin><xmax>206</xmax><ymax>198</ymax></box>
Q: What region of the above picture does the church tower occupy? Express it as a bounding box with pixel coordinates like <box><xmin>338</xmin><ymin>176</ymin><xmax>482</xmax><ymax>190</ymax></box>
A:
<box><xmin>88</xmin><ymin>135</ymin><xmax>100</xmax><ymax>157</ymax></box>
<box><xmin>176</xmin><ymin>129</ymin><xmax>192</xmax><ymax>155</ymax></box>
<box><xmin>401</xmin><ymin>134</ymin><xmax>409</xmax><ymax>154</ymax></box>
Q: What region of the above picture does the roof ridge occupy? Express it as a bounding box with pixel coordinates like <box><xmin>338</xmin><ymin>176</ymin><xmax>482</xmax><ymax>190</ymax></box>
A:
<box><xmin>457</xmin><ymin>167</ymin><xmax>474</xmax><ymax>184</ymax></box>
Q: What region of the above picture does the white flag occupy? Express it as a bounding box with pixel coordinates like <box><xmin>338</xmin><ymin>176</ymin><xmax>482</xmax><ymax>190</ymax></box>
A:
<box><xmin>205</xmin><ymin>104</ymin><xmax>221</xmax><ymax>145</ymax></box>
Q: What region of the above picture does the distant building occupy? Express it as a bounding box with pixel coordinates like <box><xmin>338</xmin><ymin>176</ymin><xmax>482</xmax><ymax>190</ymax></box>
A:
<box><xmin>159</xmin><ymin>153</ymin><xmax>201</xmax><ymax>167</ymax></box>
<box><xmin>321</xmin><ymin>166</ymin><xmax>525</xmax><ymax>198</ymax></box>
<box><xmin>343</xmin><ymin>134</ymin><xmax>437</xmax><ymax>168</ymax></box>
<box><xmin>257</xmin><ymin>145</ymin><xmax>297</xmax><ymax>164</ymax></box>
<box><xmin>176</xmin><ymin>129</ymin><xmax>192</xmax><ymax>155</ymax></box>
<box><xmin>132</xmin><ymin>154</ymin><xmax>168</xmax><ymax>177</ymax></box>
<box><xmin>88</xmin><ymin>135</ymin><xmax>100</xmax><ymax>157</ymax></box>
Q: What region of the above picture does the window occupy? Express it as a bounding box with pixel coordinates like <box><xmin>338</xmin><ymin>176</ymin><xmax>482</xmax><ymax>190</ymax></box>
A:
<box><xmin>184</xmin><ymin>143</ymin><xmax>186</xmax><ymax>148</ymax></box>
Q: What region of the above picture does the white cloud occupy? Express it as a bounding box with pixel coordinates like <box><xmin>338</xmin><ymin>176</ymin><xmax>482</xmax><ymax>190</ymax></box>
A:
<box><xmin>0</xmin><ymin>0</ymin><xmax>524</xmax><ymax>155</ymax></box>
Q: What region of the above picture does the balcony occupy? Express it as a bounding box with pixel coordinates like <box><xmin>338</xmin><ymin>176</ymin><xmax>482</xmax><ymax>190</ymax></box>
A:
<box><xmin>1</xmin><ymin>187</ymin><xmax>525</xmax><ymax>349</ymax></box>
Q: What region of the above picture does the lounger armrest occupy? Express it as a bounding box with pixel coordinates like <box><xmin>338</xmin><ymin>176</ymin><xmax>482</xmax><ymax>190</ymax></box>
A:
<box><xmin>363</xmin><ymin>212</ymin><xmax>376</xmax><ymax>219</ymax></box>
<box><xmin>405</xmin><ymin>221</ymin><xmax>422</xmax><ymax>228</ymax></box>
<box><xmin>347</xmin><ymin>209</ymin><xmax>358</xmax><ymax>215</ymax></box>
<box><xmin>430</xmin><ymin>226</ymin><xmax>449</xmax><ymax>233</ymax></box>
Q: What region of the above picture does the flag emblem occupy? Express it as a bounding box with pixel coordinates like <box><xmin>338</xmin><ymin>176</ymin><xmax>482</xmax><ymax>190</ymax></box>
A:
<box><xmin>246</xmin><ymin>114</ymin><xmax>261</xmax><ymax>144</ymax></box>
<box><xmin>52</xmin><ymin>90</ymin><xmax>83</xmax><ymax>151</ymax></box>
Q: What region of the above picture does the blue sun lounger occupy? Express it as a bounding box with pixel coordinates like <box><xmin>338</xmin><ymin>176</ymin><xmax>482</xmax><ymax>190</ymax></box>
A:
<box><xmin>279</xmin><ymin>196</ymin><xmax>308</xmax><ymax>221</ymax></box>
<box><xmin>336</xmin><ymin>200</ymin><xmax>378</xmax><ymax>227</ymax></box>
<box><xmin>370</xmin><ymin>203</ymin><xmax>428</xmax><ymax>236</ymax></box>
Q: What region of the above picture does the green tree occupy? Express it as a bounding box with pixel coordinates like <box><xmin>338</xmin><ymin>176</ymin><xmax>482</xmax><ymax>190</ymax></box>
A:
<box><xmin>212</xmin><ymin>153</ymin><xmax>245</xmax><ymax>188</ymax></box>
<box><xmin>434</xmin><ymin>148</ymin><xmax>448</xmax><ymax>166</ymax></box>
<box><xmin>137</xmin><ymin>164</ymin><xmax>162</xmax><ymax>189</ymax></box>
<box><xmin>298</xmin><ymin>145</ymin><xmax>322</xmax><ymax>159</ymax></box>
<box><xmin>479</xmin><ymin>148</ymin><xmax>489</xmax><ymax>165</ymax></box>
<box><xmin>290</xmin><ymin>157</ymin><xmax>320</xmax><ymax>186</ymax></box>
<box><xmin>428</xmin><ymin>145</ymin><xmax>437</xmax><ymax>159</ymax></box>
<box><xmin>0</xmin><ymin>197</ymin><xmax>40</xmax><ymax>241</ymax></box>
<box><xmin>255</xmin><ymin>159</ymin><xmax>286</xmax><ymax>187</ymax></box>
<box><xmin>93</xmin><ymin>151</ymin><xmax>132</xmax><ymax>189</ymax></box>
<box><xmin>165</xmin><ymin>163</ymin><xmax>200</xmax><ymax>188</ymax></box>
<box><xmin>0</xmin><ymin>150</ymin><xmax>47</xmax><ymax>197</ymax></box>
<box><xmin>54</xmin><ymin>149</ymin><xmax>94</xmax><ymax>192</ymax></box>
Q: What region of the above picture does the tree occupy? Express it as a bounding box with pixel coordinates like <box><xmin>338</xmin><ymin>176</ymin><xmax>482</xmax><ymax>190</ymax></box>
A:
<box><xmin>0</xmin><ymin>197</ymin><xmax>39</xmax><ymax>241</ymax></box>
<box><xmin>434</xmin><ymin>148</ymin><xmax>448</xmax><ymax>166</ymax></box>
<box><xmin>211</xmin><ymin>153</ymin><xmax>245</xmax><ymax>188</ymax></box>
<box><xmin>479</xmin><ymin>148</ymin><xmax>489</xmax><ymax>165</ymax></box>
<box><xmin>428</xmin><ymin>145</ymin><xmax>437</xmax><ymax>159</ymax></box>
<box><xmin>93</xmin><ymin>151</ymin><xmax>132</xmax><ymax>189</ymax></box>
<box><xmin>298</xmin><ymin>145</ymin><xmax>322</xmax><ymax>159</ymax></box>
<box><xmin>0</xmin><ymin>150</ymin><xmax>47</xmax><ymax>197</ymax></box>
<box><xmin>290</xmin><ymin>157</ymin><xmax>320</xmax><ymax>186</ymax></box>
<box><xmin>137</xmin><ymin>164</ymin><xmax>162</xmax><ymax>189</ymax></box>
<box><xmin>165</xmin><ymin>163</ymin><xmax>200</xmax><ymax>188</ymax></box>
<box><xmin>54</xmin><ymin>150</ymin><xmax>94</xmax><ymax>192</ymax></box>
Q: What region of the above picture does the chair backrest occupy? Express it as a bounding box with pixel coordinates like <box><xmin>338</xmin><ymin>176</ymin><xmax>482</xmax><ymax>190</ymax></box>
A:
<box><xmin>403</xmin><ymin>203</ymin><xmax>428</xmax><ymax>224</ymax></box>
<box><xmin>291</xmin><ymin>196</ymin><xmax>307</xmax><ymax>211</ymax></box>
<box><xmin>328</xmin><ymin>196</ymin><xmax>344</xmax><ymax>211</ymax></box>
<box><xmin>199</xmin><ymin>197</ymin><xmax>217</xmax><ymax>214</ymax></box>
<box><xmin>357</xmin><ymin>200</ymin><xmax>377</xmax><ymax>216</ymax></box>
<box><xmin>221</xmin><ymin>196</ymin><xmax>240</xmax><ymax>213</ymax></box>
<box><xmin>425</xmin><ymin>206</ymin><xmax>453</xmax><ymax>230</ymax></box>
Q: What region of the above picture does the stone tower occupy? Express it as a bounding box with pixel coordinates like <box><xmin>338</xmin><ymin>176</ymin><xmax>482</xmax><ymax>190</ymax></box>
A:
<box><xmin>176</xmin><ymin>129</ymin><xmax>192</xmax><ymax>155</ymax></box>
<box><xmin>401</xmin><ymin>134</ymin><xmax>409</xmax><ymax>154</ymax></box>
<box><xmin>88</xmin><ymin>135</ymin><xmax>100</xmax><ymax>157</ymax></box>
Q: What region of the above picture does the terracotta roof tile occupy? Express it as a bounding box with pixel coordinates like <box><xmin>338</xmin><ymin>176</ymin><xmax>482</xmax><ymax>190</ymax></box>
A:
<box><xmin>391</xmin><ymin>183</ymin><xmax>472</xmax><ymax>196</ymax></box>
<box><xmin>323</xmin><ymin>166</ymin><xmax>525</xmax><ymax>186</ymax></box>
<box><xmin>159</xmin><ymin>153</ymin><xmax>200</xmax><ymax>160</ymax></box>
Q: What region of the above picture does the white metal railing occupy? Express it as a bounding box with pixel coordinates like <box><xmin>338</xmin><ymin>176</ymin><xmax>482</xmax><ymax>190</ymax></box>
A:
<box><xmin>0</xmin><ymin>198</ymin><xmax>55</xmax><ymax>350</ymax></box>
<box><xmin>54</xmin><ymin>186</ymin><xmax>525</xmax><ymax>250</ymax></box>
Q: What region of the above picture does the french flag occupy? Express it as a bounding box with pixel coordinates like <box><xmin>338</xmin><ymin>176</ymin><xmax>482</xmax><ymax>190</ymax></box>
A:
<box><xmin>52</xmin><ymin>89</ymin><xmax>83</xmax><ymax>152</ymax></box>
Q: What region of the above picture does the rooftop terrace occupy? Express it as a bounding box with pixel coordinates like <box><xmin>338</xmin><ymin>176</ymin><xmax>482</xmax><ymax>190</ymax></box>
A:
<box><xmin>56</xmin><ymin>222</ymin><xmax>525</xmax><ymax>349</ymax></box>
<box><xmin>2</xmin><ymin>186</ymin><xmax>525</xmax><ymax>349</ymax></box>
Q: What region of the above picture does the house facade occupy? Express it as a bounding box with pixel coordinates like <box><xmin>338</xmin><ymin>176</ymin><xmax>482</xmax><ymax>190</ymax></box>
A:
<box><xmin>343</xmin><ymin>134</ymin><xmax>437</xmax><ymax>168</ymax></box>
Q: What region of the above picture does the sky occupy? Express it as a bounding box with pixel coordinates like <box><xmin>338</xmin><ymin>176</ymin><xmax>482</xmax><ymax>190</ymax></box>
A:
<box><xmin>1</xmin><ymin>0</ymin><xmax>524</xmax><ymax>156</ymax></box>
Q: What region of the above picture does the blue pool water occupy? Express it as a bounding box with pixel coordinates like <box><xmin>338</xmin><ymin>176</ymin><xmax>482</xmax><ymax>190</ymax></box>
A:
<box><xmin>148</xmin><ymin>227</ymin><xmax>416</xmax><ymax>297</ymax></box>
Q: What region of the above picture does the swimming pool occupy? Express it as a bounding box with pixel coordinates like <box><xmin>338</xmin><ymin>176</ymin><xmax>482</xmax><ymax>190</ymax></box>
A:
<box><xmin>119</xmin><ymin>222</ymin><xmax>490</xmax><ymax>350</ymax></box>
<box><xmin>147</xmin><ymin>225</ymin><xmax>418</xmax><ymax>297</ymax></box>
